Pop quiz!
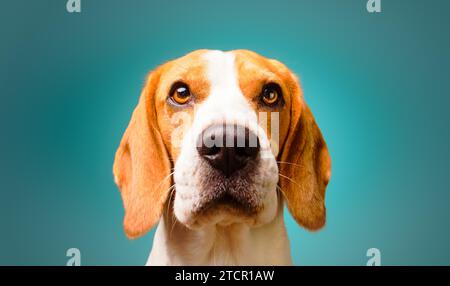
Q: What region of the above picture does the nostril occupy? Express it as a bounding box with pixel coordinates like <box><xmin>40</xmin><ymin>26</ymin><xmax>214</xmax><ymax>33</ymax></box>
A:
<box><xmin>197</xmin><ymin>129</ymin><xmax>222</xmax><ymax>157</ymax></box>
<box><xmin>246</xmin><ymin>146</ymin><xmax>259</xmax><ymax>158</ymax></box>
<box><xmin>205</xmin><ymin>145</ymin><xmax>221</xmax><ymax>156</ymax></box>
<box><xmin>235</xmin><ymin>145</ymin><xmax>259</xmax><ymax>158</ymax></box>
<box><xmin>235</xmin><ymin>147</ymin><xmax>247</xmax><ymax>157</ymax></box>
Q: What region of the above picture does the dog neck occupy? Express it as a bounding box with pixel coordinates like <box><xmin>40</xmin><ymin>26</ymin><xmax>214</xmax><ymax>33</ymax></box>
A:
<box><xmin>146</xmin><ymin>200</ymin><xmax>292</xmax><ymax>266</ymax></box>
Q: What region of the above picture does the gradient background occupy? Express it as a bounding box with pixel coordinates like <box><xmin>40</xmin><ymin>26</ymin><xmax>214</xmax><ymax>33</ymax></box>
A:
<box><xmin>1</xmin><ymin>0</ymin><xmax>449</xmax><ymax>265</ymax></box>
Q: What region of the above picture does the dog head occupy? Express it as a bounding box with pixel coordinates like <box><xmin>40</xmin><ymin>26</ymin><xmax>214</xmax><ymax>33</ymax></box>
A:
<box><xmin>113</xmin><ymin>49</ymin><xmax>331</xmax><ymax>238</ymax></box>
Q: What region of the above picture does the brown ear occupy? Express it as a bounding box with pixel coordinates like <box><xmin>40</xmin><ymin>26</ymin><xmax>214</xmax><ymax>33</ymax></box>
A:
<box><xmin>113</xmin><ymin>70</ymin><xmax>172</xmax><ymax>239</ymax></box>
<box><xmin>279</xmin><ymin>81</ymin><xmax>331</xmax><ymax>231</ymax></box>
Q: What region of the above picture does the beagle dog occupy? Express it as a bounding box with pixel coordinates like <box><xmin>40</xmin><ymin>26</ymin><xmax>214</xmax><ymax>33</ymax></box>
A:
<box><xmin>113</xmin><ymin>49</ymin><xmax>331</xmax><ymax>266</ymax></box>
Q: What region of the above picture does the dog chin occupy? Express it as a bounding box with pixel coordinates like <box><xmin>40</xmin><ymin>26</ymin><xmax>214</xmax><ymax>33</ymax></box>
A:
<box><xmin>173</xmin><ymin>187</ymin><xmax>279</xmax><ymax>230</ymax></box>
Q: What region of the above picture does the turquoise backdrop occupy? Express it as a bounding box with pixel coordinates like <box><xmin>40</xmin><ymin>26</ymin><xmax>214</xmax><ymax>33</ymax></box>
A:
<box><xmin>1</xmin><ymin>0</ymin><xmax>449</xmax><ymax>265</ymax></box>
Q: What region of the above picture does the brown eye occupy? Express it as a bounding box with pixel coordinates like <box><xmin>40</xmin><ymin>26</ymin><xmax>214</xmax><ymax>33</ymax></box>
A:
<box><xmin>261</xmin><ymin>83</ymin><xmax>281</xmax><ymax>106</ymax></box>
<box><xmin>169</xmin><ymin>82</ymin><xmax>191</xmax><ymax>105</ymax></box>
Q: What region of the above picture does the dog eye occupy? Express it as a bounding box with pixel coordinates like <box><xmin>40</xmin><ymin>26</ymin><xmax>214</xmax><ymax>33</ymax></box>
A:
<box><xmin>169</xmin><ymin>82</ymin><xmax>191</xmax><ymax>105</ymax></box>
<box><xmin>260</xmin><ymin>83</ymin><xmax>282</xmax><ymax>106</ymax></box>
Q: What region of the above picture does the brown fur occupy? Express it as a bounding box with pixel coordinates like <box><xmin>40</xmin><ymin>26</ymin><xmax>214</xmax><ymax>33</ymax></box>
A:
<box><xmin>113</xmin><ymin>69</ymin><xmax>172</xmax><ymax>238</ymax></box>
<box><xmin>278</xmin><ymin>77</ymin><xmax>331</xmax><ymax>230</ymax></box>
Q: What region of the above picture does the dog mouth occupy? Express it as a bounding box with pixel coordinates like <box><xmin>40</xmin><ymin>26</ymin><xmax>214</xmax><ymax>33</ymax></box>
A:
<box><xmin>191</xmin><ymin>161</ymin><xmax>262</xmax><ymax>217</ymax></box>
<box><xmin>194</xmin><ymin>191</ymin><xmax>260</xmax><ymax>216</ymax></box>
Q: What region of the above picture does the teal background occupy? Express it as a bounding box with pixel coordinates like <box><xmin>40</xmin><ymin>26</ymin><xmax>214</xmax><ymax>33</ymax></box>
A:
<box><xmin>1</xmin><ymin>0</ymin><xmax>449</xmax><ymax>265</ymax></box>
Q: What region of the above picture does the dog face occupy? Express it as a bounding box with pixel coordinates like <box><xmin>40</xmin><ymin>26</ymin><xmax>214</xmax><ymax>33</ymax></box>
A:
<box><xmin>113</xmin><ymin>50</ymin><xmax>331</xmax><ymax>238</ymax></box>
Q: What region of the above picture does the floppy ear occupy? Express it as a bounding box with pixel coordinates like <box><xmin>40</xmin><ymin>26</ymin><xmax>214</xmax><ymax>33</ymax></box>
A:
<box><xmin>113</xmin><ymin>70</ymin><xmax>172</xmax><ymax>239</ymax></box>
<box><xmin>278</xmin><ymin>81</ymin><xmax>331</xmax><ymax>231</ymax></box>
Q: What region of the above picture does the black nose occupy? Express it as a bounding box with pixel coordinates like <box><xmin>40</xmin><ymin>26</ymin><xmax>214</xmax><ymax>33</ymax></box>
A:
<box><xmin>197</xmin><ymin>124</ymin><xmax>260</xmax><ymax>177</ymax></box>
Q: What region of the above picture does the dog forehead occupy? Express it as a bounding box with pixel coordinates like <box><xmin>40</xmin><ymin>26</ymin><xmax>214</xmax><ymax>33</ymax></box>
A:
<box><xmin>158</xmin><ymin>49</ymin><xmax>281</xmax><ymax>96</ymax></box>
<box><xmin>199</xmin><ymin>50</ymin><xmax>278</xmax><ymax>98</ymax></box>
<box><xmin>199</xmin><ymin>50</ymin><xmax>254</xmax><ymax>117</ymax></box>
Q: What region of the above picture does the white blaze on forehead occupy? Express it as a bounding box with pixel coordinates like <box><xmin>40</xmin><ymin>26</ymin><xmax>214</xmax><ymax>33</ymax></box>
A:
<box><xmin>199</xmin><ymin>50</ymin><xmax>256</xmax><ymax>122</ymax></box>
<box><xmin>203</xmin><ymin>51</ymin><xmax>237</xmax><ymax>89</ymax></box>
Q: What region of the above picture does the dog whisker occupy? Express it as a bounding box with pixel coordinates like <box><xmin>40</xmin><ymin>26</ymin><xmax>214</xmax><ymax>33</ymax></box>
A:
<box><xmin>169</xmin><ymin>205</ymin><xmax>178</xmax><ymax>241</ymax></box>
<box><xmin>154</xmin><ymin>170</ymin><xmax>175</xmax><ymax>194</ymax></box>
<box><xmin>163</xmin><ymin>183</ymin><xmax>179</xmax><ymax>241</ymax></box>
<box><xmin>276</xmin><ymin>185</ymin><xmax>291</xmax><ymax>206</ymax></box>
<box><xmin>165</xmin><ymin>184</ymin><xmax>177</xmax><ymax>219</ymax></box>
<box><xmin>276</xmin><ymin>161</ymin><xmax>304</xmax><ymax>168</ymax></box>
<box><xmin>278</xmin><ymin>173</ymin><xmax>303</xmax><ymax>190</ymax></box>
